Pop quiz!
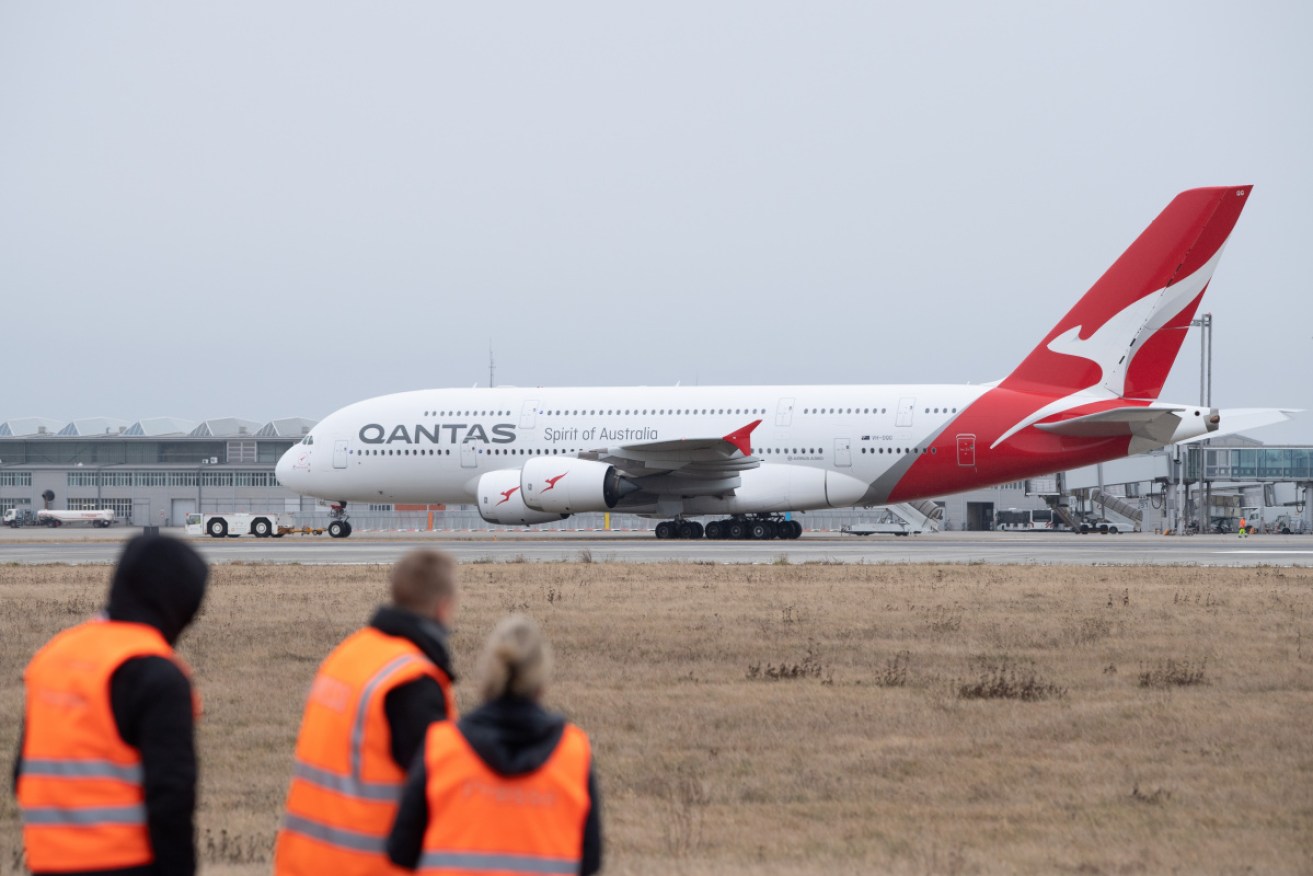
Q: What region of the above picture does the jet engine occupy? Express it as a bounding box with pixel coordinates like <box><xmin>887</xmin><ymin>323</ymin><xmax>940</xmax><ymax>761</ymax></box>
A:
<box><xmin>521</xmin><ymin>457</ymin><xmax>636</xmax><ymax>514</ymax></box>
<box><xmin>476</xmin><ymin>469</ymin><xmax>569</xmax><ymax>526</ymax></box>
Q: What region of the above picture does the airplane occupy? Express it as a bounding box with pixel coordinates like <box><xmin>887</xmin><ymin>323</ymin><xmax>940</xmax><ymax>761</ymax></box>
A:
<box><xmin>276</xmin><ymin>185</ymin><xmax>1292</xmax><ymax>539</ymax></box>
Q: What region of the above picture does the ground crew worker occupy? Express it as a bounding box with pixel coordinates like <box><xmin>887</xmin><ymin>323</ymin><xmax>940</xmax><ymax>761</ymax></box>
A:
<box><xmin>14</xmin><ymin>534</ymin><xmax>209</xmax><ymax>876</ymax></box>
<box><xmin>387</xmin><ymin>614</ymin><xmax>603</xmax><ymax>875</ymax></box>
<box><xmin>1239</xmin><ymin>516</ymin><xmax>1248</xmax><ymax>538</ymax></box>
<box><xmin>275</xmin><ymin>549</ymin><xmax>460</xmax><ymax>875</ymax></box>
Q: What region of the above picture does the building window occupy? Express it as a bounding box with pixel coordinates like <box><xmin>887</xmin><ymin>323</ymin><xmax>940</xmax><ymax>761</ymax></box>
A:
<box><xmin>227</xmin><ymin>441</ymin><xmax>257</xmax><ymax>464</ymax></box>
<box><xmin>0</xmin><ymin>472</ymin><xmax>33</xmax><ymax>487</ymax></box>
<box><xmin>0</xmin><ymin>498</ymin><xmax>32</xmax><ymax>513</ymax></box>
<box><xmin>369</xmin><ymin>504</ymin><xmax>394</xmax><ymax>512</ymax></box>
<box><xmin>167</xmin><ymin>472</ymin><xmax>200</xmax><ymax>487</ymax></box>
<box><xmin>67</xmin><ymin>471</ymin><xmax>99</xmax><ymax>487</ymax></box>
<box><xmin>134</xmin><ymin>472</ymin><xmax>169</xmax><ymax>487</ymax></box>
<box><xmin>201</xmin><ymin>471</ymin><xmax>234</xmax><ymax>487</ymax></box>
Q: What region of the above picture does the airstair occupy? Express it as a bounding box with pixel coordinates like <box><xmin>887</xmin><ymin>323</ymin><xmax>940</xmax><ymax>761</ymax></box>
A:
<box><xmin>1089</xmin><ymin>489</ymin><xmax>1143</xmax><ymax>528</ymax></box>
<box><xmin>1042</xmin><ymin>496</ymin><xmax>1082</xmax><ymax>531</ymax></box>
<box><xmin>888</xmin><ymin>500</ymin><xmax>944</xmax><ymax>532</ymax></box>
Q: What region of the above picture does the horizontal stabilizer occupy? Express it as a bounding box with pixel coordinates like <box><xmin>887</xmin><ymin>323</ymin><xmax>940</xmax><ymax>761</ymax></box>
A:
<box><xmin>1178</xmin><ymin>408</ymin><xmax>1300</xmax><ymax>444</ymax></box>
<box><xmin>1035</xmin><ymin>406</ymin><xmax>1187</xmax><ymax>444</ymax></box>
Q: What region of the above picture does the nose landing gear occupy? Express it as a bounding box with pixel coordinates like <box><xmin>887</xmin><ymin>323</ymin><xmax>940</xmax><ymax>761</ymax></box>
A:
<box><xmin>328</xmin><ymin>502</ymin><xmax>353</xmax><ymax>538</ymax></box>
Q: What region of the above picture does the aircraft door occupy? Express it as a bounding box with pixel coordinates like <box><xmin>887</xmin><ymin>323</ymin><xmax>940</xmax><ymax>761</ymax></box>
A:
<box><xmin>460</xmin><ymin>442</ymin><xmax>478</xmax><ymax>469</ymax></box>
<box><xmin>333</xmin><ymin>439</ymin><xmax>348</xmax><ymax>469</ymax></box>
<box><xmin>520</xmin><ymin>400</ymin><xmax>538</xmax><ymax>430</ymax></box>
<box><xmin>956</xmin><ymin>434</ymin><xmax>976</xmax><ymax>467</ymax></box>
<box><xmin>896</xmin><ymin>397</ymin><xmax>916</xmax><ymax>428</ymax></box>
<box><xmin>775</xmin><ymin>397</ymin><xmax>795</xmax><ymax>427</ymax></box>
<box><xmin>834</xmin><ymin>438</ymin><xmax>852</xmax><ymax>467</ymax></box>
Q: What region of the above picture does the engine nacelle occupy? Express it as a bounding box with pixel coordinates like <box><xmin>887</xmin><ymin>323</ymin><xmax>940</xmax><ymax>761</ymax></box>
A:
<box><xmin>477</xmin><ymin>469</ymin><xmax>569</xmax><ymax>526</ymax></box>
<box><xmin>521</xmin><ymin>457</ymin><xmax>629</xmax><ymax>514</ymax></box>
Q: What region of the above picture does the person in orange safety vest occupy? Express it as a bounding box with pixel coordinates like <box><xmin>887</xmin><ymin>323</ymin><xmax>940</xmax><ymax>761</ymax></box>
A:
<box><xmin>275</xmin><ymin>549</ymin><xmax>460</xmax><ymax>876</ymax></box>
<box><xmin>14</xmin><ymin>534</ymin><xmax>209</xmax><ymax>876</ymax></box>
<box><xmin>388</xmin><ymin>614</ymin><xmax>602</xmax><ymax>875</ymax></box>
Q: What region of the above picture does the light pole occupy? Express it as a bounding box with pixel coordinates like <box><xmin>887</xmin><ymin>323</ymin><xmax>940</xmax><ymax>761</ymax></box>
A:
<box><xmin>1190</xmin><ymin>313</ymin><xmax>1214</xmax><ymax>533</ymax></box>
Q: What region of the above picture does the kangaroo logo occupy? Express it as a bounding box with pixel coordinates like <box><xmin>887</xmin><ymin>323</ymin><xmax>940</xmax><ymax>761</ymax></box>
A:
<box><xmin>496</xmin><ymin>487</ymin><xmax>519</xmax><ymax>506</ymax></box>
<box><xmin>542</xmin><ymin>473</ymin><xmax>567</xmax><ymax>492</ymax></box>
<box><xmin>991</xmin><ymin>246</ymin><xmax>1224</xmax><ymax>449</ymax></box>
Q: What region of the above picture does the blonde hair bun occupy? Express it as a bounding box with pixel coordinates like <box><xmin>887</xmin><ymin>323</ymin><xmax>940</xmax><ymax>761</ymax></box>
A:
<box><xmin>478</xmin><ymin>614</ymin><xmax>553</xmax><ymax>703</ymax></box>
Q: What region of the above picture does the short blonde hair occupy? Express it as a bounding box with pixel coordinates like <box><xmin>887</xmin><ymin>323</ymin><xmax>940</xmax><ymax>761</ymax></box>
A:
<box><xmin>389</xmin><ymin>549</ymin><xmax>456</xmax><ymax>614</ymax></box>
<box><xmin>478</xmin><ymin>615</ymin><xmax>553</xmax><ymax>703</ymax></box>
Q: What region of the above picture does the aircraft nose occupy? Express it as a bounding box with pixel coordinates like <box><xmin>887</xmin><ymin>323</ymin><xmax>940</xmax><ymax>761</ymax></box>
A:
<box><xmin>276</xmin><ymin>445</ymin><xmax>307</xmax><ymax>490</ymax></box>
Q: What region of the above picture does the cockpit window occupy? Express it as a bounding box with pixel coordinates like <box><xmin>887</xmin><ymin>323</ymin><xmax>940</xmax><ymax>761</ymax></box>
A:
<box><xmin>302</xmin><ymin>435</ymin><xmax>315</xmax><ymax>445</ymax></box>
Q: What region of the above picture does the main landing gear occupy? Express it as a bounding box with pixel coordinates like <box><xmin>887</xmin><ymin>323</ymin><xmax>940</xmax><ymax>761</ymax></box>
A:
<box><xmin>328</xmin><ymin>502</ymin><xmax>353</xmax><ymax>539</ymax></box>
<box><xmin>654</xmin><ymin>515</ymin><xmax>803</xmax><ymax>540</ymax></box>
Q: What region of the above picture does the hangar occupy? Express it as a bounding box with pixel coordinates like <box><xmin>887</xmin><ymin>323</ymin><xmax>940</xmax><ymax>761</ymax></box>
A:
<box><xmin>0</xmin><ymin>416</ymin><xmax>312</xmax><ymax>528</ymax></box>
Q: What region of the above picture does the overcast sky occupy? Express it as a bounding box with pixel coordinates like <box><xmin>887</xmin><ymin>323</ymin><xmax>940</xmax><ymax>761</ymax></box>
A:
<box><xmin>2</xmin><ymin>2</ymin><xmax>1309</xmax><ymax>441</ymax></box>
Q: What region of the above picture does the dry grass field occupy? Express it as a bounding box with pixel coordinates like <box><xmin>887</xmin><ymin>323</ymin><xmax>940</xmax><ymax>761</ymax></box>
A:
<box><xmin>2</xmin><ymin>559</ymin><xmax>1311</xmax><ymax>875</ymax></box>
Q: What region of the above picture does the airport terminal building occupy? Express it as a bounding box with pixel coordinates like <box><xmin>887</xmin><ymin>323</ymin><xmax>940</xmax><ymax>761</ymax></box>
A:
<box><xmin>2</xmin><ymin>415</ymin><xmax>1307</xmax><ymax>534</ymax></box>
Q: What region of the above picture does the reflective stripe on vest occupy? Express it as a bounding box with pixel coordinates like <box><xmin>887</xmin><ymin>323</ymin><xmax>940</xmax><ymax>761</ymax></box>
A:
<box><xmin>280</xmin><ymin>813</ymin><xmax>385</xmax><ymax>855</ymax></box>
<box><xmin>290</xmin><ymin>760</ymin><xmax>401</xmax><ymax>802</ymax></box>
<box><xmin>22</xmin><ymin>804</ymin><xmax>148</xmax><ymax>827</ymax></box>
<box><xmin>416</xmin><ymin>851</ymin><xmax>578</xmax><ymax>874</ymax></box>
<box><xmin>20</xmin><ymin>759</ymin><xmax>144</xmax><ymax>782</ymax></box>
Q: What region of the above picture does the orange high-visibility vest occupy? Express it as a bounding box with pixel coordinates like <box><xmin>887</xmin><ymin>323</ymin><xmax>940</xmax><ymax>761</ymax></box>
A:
<box><xmin>418</xmin><ymin>720</ymin><xmax>591</xmax><ymax>876</ymax></box>
<box><xmin>18</xmin><ymin>619</ymin><xmax>189</xmax><ymax>872</ymax></box>
<box><xmin>275</xmin><ymin>627</ymin><xmax>455</xmax><ymax>876</ymax></box>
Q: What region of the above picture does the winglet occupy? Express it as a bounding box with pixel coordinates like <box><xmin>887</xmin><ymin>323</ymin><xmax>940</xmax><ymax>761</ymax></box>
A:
<box><xmin>722</xmin><ymin>419</ymin><xmax>762</xmax><ymax>456</ymax></box>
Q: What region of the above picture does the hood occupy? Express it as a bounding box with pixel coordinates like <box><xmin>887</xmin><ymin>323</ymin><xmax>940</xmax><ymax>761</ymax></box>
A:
<box><xmin>458</xmin><ymin>696</ymin><xmax>566</xmax><ymax>777</ymax></box>
<box><xmin>369</xmin><ymin>605</ymin><xmax>457</xmax><ymax>682</ymax></box>
<box><xmin>106</xmin><ymin>534</ymin><xmax>209</xmax><ymax>644</ymax></box>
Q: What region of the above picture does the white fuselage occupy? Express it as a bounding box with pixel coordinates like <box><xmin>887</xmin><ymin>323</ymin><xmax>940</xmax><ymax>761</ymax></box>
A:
<box><xmin>277</xmin><ymin>383</ymin><xmax>993</xmax><ymax>513</ymax></box>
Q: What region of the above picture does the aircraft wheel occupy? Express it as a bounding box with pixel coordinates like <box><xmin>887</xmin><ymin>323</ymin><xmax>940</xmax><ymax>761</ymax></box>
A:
<box><xmin>208</xmin><ymin>519</ymin><xmax>228</xmax><ymax>538</ymax></box>
<box><xmin>655</xmin><ymin>521</ymin><xmax>674</xmax><ymax>539</ymax></box>
<box><xmin>750</xmin><ymin>521</ymin><xmax>770</xmax><ymax>540</ymax></box>
<box><xmin>342</xmin><ymin>522</ymin><xmax>353</xmax><ymax>537</ymax></box>
<box><xmin>677</xmin><ymin>521</ymin><xmax>699</xmax><ymax>540</ymax></box>
<box><xmin>691</xmin><ymin>521</ymin><xmax>704</xmax><ymax>539</ymax></box>
<box><xmin>787</xmin><ymin>521</ymin><xmax>803</xmax><ymax>539</ymax></box>
<box><xmin>728</xmin><ymin>521</ymin><xmax>746</xmax><ymax>539</ymax></box>
<box><xmin>328</xmin><ymin>520</ymin><xmax>346</xmax><ymax>538</ymax></box>
<box><xmin>705</xmin><ymin>521</ymin><xmax>723</xmax><ymax>539</ymax></box>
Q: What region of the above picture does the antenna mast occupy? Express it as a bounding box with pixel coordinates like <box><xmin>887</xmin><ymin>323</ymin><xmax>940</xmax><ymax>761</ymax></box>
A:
<box><xmin>489</xmin><ymin>341</ymin><xmax>495</xmax><ymax>388</ymax></box>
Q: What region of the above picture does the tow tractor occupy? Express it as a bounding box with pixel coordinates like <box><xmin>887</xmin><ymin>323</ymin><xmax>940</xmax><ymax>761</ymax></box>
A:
<box><xmin>184</xmin><ymin>502</ymin><xmax>353</xmax><ymax>538</ymax></box>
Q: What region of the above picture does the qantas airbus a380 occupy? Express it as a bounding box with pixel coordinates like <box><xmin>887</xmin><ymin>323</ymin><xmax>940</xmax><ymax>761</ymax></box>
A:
<box><xmin>277</xmin><ymin>186</ymin><xmax>1290</xmax><ymax>539</ymax></box>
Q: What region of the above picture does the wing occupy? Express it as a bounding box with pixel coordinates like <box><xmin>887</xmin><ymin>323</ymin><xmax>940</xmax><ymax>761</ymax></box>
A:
<box><xmin>580</xmin><ymin>419</ymin><xmax>762</xmax><ymax>494</ymax></box>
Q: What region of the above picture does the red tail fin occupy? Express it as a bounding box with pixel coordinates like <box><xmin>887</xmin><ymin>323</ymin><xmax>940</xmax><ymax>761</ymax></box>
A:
<box><xmin>1004</xmin><ymin>186</ymin><xmax>1252</xmax><ymax>400</ymax></box>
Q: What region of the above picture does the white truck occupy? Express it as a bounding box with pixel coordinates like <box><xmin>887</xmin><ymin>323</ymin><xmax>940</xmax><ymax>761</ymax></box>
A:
<box><xmin>3</xmin><ymin>508</ymin><xmax>117</xmax><ymax>528</ymax></box>
<box><xmin>1240</xmin><ymin>506</ymin><xmax>1307</xmax><ymax>535</ymax></box>
<box><xmin>185</xmin><ymin>512</ymin><xmax>286</xmax><ymax>538</ymax></box>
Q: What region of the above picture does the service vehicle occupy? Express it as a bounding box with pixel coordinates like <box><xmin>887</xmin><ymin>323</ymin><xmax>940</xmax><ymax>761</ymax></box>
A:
<box><xmin>183</xmin><ymin>512</ymin><xmax>342</xmax><ymax>538</ymax></box>
<box><xmin>4</xmin><ymin>508</ymin><xmax>117</xmax><ymax>528</ymax></box>
<box><xmin>1239</xmin><ymin>506</ymin><xmax>1307</xmax><ymax>535</ymax></box>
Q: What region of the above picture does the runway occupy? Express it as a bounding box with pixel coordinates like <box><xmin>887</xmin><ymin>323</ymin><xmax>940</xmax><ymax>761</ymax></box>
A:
<box><xmin>2</xmin><ymin>530</ymin><xmax>1311</xmax><ymax>566</ymax></box>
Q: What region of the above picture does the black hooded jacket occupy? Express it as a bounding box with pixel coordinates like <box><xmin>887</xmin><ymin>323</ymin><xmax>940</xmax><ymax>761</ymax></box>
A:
<box><xmin>369</xmin><ymin>605</ymin><xmax>457</xmax><ymax>769</ymax></box>
<box><xmin>13</xmin><ymin>535</ymin><xmax>208</xmax><ymax>876</ymax></box>
<box><xmin>386</xmin><ymin>697</ymin><xmax>602</xmax><ymax>875</ymax></box>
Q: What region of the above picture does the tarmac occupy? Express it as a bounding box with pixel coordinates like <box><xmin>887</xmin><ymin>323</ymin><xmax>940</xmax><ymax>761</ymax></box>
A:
<box><xmin>1</xmin><ymin>527</ymin><xmax>1310</xmax><ymax>566</ymax></box>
